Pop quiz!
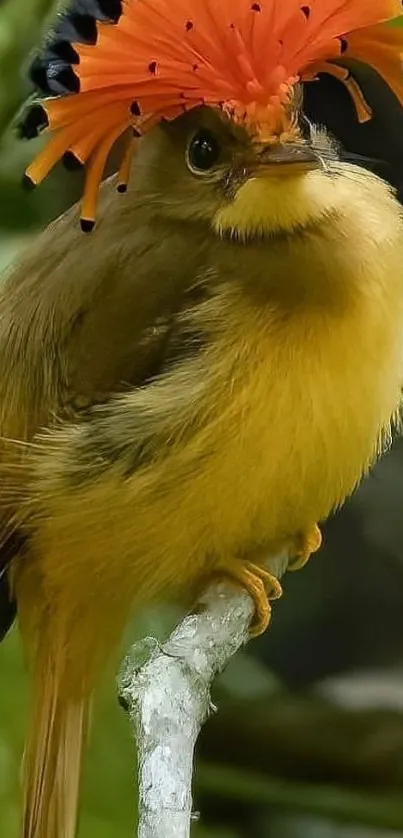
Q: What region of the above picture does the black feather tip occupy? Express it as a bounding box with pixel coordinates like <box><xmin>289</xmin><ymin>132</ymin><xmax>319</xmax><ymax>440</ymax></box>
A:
<box><xmin>62</xmin><ymin>150</ymin><xmax>84</xmax><ymax>171</ymax></box>
<box><xmin>28</xmin><ymin>56</ymin><xmax>53</xmax><ymax>95</ymax></box>
<box><xmin>22</xmin><ymin>174</ymin><xmax>36</xmax><ymax>191</ymax></box>
<box><xmin>52</xmin><ymin>40</ymin><xmax>80</xmax><ymax>64</ymax></box>
<box><xmin>80</xmin><ymin>218</ymin><xmax>95</xmax><ymax>232</ymax></box>
<box><xmin>26</xmin><ymin>0</ymin><xmax>123</xmax><ymax>99</ymax></box>
<box><xmin>69</xmin><ymin>13</ymin><xmax>98</xmax><ymax>44</ymax></box>
<box><xmin>17</xmin><ymin>104</ymin><xmax>49</xmax><ymax>140</ymax></box>
<box><xmin>54</xmin><ymin>66</ymin><xmax>80</xmax><ymax>93</ymax></box>
<box><xmin>97</xmin><ymin>0</ymin><xmax>122</xmax><ymax>23</ymax></box>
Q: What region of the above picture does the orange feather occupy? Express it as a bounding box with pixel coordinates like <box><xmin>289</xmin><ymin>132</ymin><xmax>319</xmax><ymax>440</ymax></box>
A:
<box><xmin>24</xmin><ymin>0</ymin><xmax>403</xmax><ymax>225</ymax></box>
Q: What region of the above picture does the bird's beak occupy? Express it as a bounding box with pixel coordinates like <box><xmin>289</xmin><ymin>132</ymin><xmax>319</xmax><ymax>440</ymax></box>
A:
<box><xmin>214</xmin><ymin>140</ymin><xmax>330</xmax><ymax>241</ymax></box>
<box><xmin>254</xmin><ymin>143</ymin><xmax>322</xmax><ymax>177</ymax></box>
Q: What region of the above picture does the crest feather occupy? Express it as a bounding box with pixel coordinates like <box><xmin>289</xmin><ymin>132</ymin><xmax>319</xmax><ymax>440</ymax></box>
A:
<box><xmin>19</xmin><ymin>0</ymin><xmax>403</xmax><ymax>229</ymax></box>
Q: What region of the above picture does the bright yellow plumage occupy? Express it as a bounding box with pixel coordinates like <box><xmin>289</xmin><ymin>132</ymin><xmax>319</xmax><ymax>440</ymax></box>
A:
<box><xmin>1</xmin><ymin>105</ymin><xmax>403</xmax><ymax>838</ymax></box>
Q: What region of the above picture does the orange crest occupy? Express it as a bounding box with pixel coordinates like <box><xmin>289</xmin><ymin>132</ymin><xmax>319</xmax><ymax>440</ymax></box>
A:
<box><xmin>22</xmin><ymin>0</ymin><xmax>403</xmax><ymax>229</ymax></box>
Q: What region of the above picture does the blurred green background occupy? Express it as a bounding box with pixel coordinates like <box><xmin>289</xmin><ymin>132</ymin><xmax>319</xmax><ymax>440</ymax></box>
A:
<box><xmin>2</xmin><ymin>2</ymin><xmax>403</xmax><ymax>837</ymax></box>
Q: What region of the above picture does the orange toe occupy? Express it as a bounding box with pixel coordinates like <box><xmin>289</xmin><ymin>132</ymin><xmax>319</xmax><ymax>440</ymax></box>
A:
<box><xmin>289</xmin><ymin>523</ymin><xmax>322</xmax><ymax>571</ymax></box>
<box><xmin>217</xmin><ymin>561</ymin><xmax>282</xmax><ymax>637</ymax></box>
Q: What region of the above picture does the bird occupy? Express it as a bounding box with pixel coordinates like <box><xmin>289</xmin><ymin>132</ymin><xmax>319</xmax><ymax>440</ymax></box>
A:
<box><xmin>2</xmin><ymin>1</ymin><xmax>403</xmax><ymax>836</ymax></box>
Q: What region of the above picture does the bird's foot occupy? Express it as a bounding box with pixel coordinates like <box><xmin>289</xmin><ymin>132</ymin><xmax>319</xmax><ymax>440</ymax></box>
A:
<box><xmin>217</xmin><ymin>561</ymin><xmax>282</xmax><ymax>637</ymax></box>
<box><xmin>288</xmin><ymin>523</ymin><xmax>322</xmax><ymax>571</ymax></box>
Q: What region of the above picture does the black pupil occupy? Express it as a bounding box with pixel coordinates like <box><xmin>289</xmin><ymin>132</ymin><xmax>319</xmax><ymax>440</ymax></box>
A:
<box><xmin>188</xmin><ymin>132</ymin><xmax>220</xmax><ymax>171</ymax></box>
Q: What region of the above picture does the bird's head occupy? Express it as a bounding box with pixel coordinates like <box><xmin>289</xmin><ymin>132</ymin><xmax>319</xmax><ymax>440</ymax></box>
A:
<box><xmin>18</xmin><ymin>0</ymin><xmax>403</xmax><ymax>265</ymax></box>
<box><xmin>122</xmin><ymin>96</ymin><xmax>403</xmax><ymax>315</ymax></box>
<box><xmin>134</xmin><ymin>99</ymin><xmax>340</xmax><ymax>242</ymax></box>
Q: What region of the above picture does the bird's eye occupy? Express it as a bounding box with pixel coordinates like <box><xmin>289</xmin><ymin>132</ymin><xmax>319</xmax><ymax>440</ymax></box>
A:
<box><xmin>187</xmin><ymin>131</ymin><xmax>221</xmax><ymax>174</ymax></box>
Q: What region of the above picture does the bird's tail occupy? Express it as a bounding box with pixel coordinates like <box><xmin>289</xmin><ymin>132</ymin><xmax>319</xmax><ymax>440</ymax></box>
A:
<box><xmin>21</xmin><ymin>634</ymin><xmax>90</xmax><ymax>838</ymax></box>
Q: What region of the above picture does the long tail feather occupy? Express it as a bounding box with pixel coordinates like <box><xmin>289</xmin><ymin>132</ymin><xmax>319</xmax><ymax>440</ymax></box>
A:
<box><xmin>22</xmin><ymin>639</ymin><xmax>90</xmax><ymax>838</ymax></box>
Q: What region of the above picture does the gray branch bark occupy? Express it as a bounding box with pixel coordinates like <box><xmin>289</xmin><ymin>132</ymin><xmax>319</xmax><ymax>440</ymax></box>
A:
<box><xmin>118</xmin><ymin>551</ymin><xmax>289</xmax><ymax>838</ymax></box>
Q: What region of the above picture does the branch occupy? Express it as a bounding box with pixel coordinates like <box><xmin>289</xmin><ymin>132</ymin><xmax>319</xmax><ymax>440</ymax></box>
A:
<box><xmin>118</xmin><ymin>551</ymin><xmax>289</xmax><ymax>838</ymax></box>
